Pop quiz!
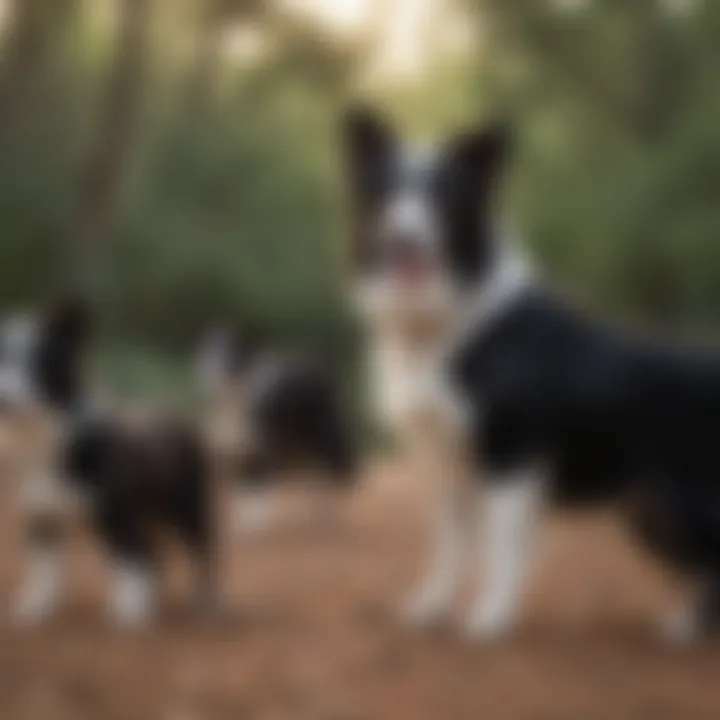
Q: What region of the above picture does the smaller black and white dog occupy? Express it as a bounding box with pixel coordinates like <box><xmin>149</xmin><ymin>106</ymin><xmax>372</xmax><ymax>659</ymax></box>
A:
<box><xmin>197</xmin><ymin>327</ymin><xmax>358</xmax><ymax>533</ymax></box>
<box><xmin>65</xmin><ymin>410</ymin><xmax>216</xmax><ymax>624</ymax></box>
<box><xmin>0</xmin><ymin>301</ymin><xmax>215</xmax><ymax>626</ymax></box>
<box><xmin>343</xmin><ymin>107</ymin><xmax>720</xmax><ymax>643</ymax></box>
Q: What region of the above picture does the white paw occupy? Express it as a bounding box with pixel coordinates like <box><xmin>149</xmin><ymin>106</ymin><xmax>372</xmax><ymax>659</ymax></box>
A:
<box><xmin>12</xmin><ymin>556</ymin><xmax>61</xmax><ymax>627</ymax></box>
<box><xmin>234</xmin><ymin>493</ymin><xmax>274</xmax><ymax>537</ymax></box>
<box><xmin>110</xmin><ymin>563</ymin><xmax>155</xmax><ymax>628</ymax></box>
<box><xmin>658</xmin><ymin>605</ymin><xmax>698</xmax><ymax>647</ymax></box>
<box><xmin>12</xmin><ymin>587</ymin><xmax>57</xmax><ymax>627</ymax></box>
<box><xmin>400</xmin><ymin>583</ymin><xmax>453</xmax><ymax>627</ymax></box>
<box><xmin>463</xmin><ymin>599</ymin><xmax>515</xmax><ymax>642</ymax></box>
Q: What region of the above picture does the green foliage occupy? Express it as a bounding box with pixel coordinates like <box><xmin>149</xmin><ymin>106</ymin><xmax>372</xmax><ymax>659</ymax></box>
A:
<box><xmin>0</xmin><ymin>2</ymin><xmax>355</xmax><ymax>346</ymax></box>
<box><xmin>477</xmin><ymin>0</ymin><xmax>720</xmax><ymax>329</ymax></box>
<box><xmin>0</xmin><ymin>1</ymin><xmax>362</xmax><ymax>405</ymax></box>
<box><xmin>2</xmin><ymin>0</ymin><xmax>720</xmax><ymax>410</ymax></box>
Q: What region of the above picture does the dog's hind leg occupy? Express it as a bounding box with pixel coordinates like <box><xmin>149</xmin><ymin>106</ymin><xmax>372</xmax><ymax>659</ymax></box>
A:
<box><xmin>95</xmin><ymin>498</ymin><xmax>157</xmax><ymax>627</ymax></box>
<box><xmin>172</xmin><ymin>449</ymin><xmax>220</xmax><ymax>618</ymax></box>
<box><xmin>183</xmin><ymin>515</ymin><xmax>219</xmax><ymax>619</ymax></box>
<box><xmin>182</xmin><ymin>498</ymin><xmax>220</xmax><ymax>619</ymax></box>
<box><xmin>13</xmin><ymin>513</ymin><xmax>66</xmax><ymax>625</ymax></box>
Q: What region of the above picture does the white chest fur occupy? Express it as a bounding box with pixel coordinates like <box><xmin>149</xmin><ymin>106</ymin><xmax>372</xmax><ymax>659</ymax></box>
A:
<box><xmin>370</xmin><ymin>336</ymin><xmax>434</xmax><ymax>429</ymax></box>
<box><xmin>372</xmin><ymin>341</ymin><xmax>472</xmax><ymax>442</ymax></box>
<box><xmin>359</xmin><ymin>279</ymin><xmax>468</xmax><ymax>436</ymax></box>
<box><xmin>358</xmin><ymin>239</ymin><xmax>534</xmax><ymax>440</ymax></box>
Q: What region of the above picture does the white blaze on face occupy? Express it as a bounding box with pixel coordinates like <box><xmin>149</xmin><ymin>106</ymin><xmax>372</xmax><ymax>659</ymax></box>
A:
<box><xmin>377</xmin><ymin>146</ymin><xmax>441</xmax><ymax>270</ymax></box>
<box><xmin>380</xmin><ymin>190</ymin><xmax>439</xmax><ymax>256</ymax></box>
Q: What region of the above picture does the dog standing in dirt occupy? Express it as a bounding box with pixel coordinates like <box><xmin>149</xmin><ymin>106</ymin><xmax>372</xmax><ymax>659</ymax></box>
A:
<box><xmin>341</xmin><ymin>110</ymin><xmax>478</xmax><ymax>630</ymax></box>
<box><xmin>343</xmin><ymin>107</ymin><xmax>720</xmax><ymax>644</ymax></box>
<box><xmin>197</xmin><ymin>327</ymin><xmax>358</xmax><ymax>535</ymax></box>
<box><xmin>1</xmin><ymin>301</ymin><xmax>217</xmax><ymax>626</ymax></box>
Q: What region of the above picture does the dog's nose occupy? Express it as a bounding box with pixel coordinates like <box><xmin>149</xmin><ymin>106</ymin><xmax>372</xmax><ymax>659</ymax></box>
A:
<box><xmin>384</xmin><ymin>234</ymin><xmax>434</xmax><ymax>279</ymax></box>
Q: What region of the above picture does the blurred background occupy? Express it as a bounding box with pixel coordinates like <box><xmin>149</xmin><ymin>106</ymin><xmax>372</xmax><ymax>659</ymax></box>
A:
<box><xmin>0</xmin><ymin>0</ymin><xmax>719</xmax><ymax>398</ymax></box>
<box><xmin>3</xmin><ymin>4</ymin><xmax>720</xmax><ymax>718</ymax></box>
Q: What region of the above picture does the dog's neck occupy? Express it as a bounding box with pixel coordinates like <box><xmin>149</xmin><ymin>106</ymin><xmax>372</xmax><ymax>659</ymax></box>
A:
<box><xmin>359</xmin><ymin>224</ymin><xmax>535</xmax><ymax>360</ymax></box>
<box><xmin>360</xmin><ymin>224</ymin><xmax>535</xmax><ymax>435</ymax></box>
<box><xmin>454</xmin><ymin>229</ymin><xmax>535</xmax><ymax>342</ymax></box>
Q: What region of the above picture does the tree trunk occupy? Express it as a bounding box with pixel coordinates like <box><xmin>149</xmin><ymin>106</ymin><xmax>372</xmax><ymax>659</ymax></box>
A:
<box><xmin>184</xmin><ymin>0</ymin><xmax>225</xmax><ymax>115</ymax></box>
<box><xmin>73</xmin><ymin>0</ymin><xmax>152</xmax><ymax>296</ymax></box>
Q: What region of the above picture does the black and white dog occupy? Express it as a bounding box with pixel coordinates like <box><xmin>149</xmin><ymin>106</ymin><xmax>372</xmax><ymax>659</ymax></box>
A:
<box><xmin>343</xmin><ymin>107</ymin><xmax>720</xmax><ymax>643</ymax></box>
<box><xmin>197</xmin><ymin>328</ymin><xmax>357</xmax><ymax>533</ymax></box>
<box><xmin>0</xmin><ymin>301</ymin><xmax>215</xmax><ymax>626</ymax></box>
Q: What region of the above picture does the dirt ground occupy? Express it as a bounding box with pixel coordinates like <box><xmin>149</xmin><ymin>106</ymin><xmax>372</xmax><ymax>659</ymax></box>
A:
<box><xmin>1</xmin><ymin>461</ymin><xmax>720</xmax><ymax>720</ymax></box>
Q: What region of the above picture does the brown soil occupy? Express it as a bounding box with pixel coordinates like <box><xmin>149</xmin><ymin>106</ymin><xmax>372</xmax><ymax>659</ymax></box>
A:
<box><xmin>0</xmin><ymin>461</ymin><xmax>719</xmax><ymax>720</ymax></box>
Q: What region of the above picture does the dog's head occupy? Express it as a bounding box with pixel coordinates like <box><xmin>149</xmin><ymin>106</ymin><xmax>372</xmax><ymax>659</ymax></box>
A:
<box><xmin>0</xmin><ymin>297</ymin><xmax>91</xmax><ymax>414</ymax></box>
<box><xmin>342</xmin><ymin>107</ymin><xmax>512</xmax><ymax>310</ymax></box>
<box><xmin>197</xmin><ymin>326</ymin><xmax>263</xmax><ymax>465</ymax></box>
<box><xmin>196</xmin><ymin>327</ymin><xmax>261</xmax><ymax>399</ymax></box>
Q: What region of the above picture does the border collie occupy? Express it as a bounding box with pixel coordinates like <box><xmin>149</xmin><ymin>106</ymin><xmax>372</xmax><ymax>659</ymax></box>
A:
<box><xmin>343</xmin><ymin>107</ymin><xmax>720</xmax><ymax>643</ymax></box>
<box><xmin>197</xmin><ymin>328</ymin><xmax>357</xmax><ymax>533</ymax></box>
<box><xmin>65</xmin><ymin>409</ymin><xmax>216</xmax><ymax>625</ymax></box>
<box><xmin>0</xmin><ymin>301</ymin><xmax>215</xmax><ymax>626</ymax></box>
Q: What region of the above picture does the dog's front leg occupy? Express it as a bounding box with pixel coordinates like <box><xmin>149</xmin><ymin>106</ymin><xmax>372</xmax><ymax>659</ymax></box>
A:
<box><xmin>401</xmin><ymin>418</ymin><xmax>471</xmax><ymax>627</ymax></box>
<box><xmin>110</xmin><ymin>559</ymin><xmax>156</xmax><ymax>627</ymax></box>
<box><xmin>464</xmin><ymin>469</ymin><xmax>544</xmax><ymax>641</ymax></box>
<box><xmin>402</xmin><ymin>482</ymin><xmax>468</xmax><ymax>626</ymax></box>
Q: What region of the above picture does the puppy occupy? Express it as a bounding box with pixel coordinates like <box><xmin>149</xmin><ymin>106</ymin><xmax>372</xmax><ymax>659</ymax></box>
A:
<box><xmin>198</xmin><ymin>328</ymin><xmax>357</xmax><ymax>534</ymax></box>
<box><xmin>343</xmin><ymin>107</ymin><xmax>720</xmax><ymax>644</ymax></box>
<box><xmin>2</xmin><ymin>301</ymin><xmax>215</xmax><ymax>626</ymax></box>
<box><xmin>64</xmin><ymin>409</ymin><xmax>216</xmax><ymax>626</ymax></box>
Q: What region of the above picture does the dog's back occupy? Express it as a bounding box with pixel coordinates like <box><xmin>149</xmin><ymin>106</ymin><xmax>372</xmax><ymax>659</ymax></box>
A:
<box><xmin>198</xmin><ymin>328</ymin><xmax>357</xmax><ymax>486</ymax></box>
<box><xmin>66</xmin><ymin>411</ymin><xmax>208</xmax><ymax>526</ymax></box>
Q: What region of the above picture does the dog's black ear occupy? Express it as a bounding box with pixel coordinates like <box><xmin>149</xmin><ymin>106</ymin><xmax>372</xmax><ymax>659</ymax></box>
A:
<box><xmin>443</xmin><ymin>120</ymin><xmax>512</xmax><ymax>190</ymax></box>
<box><xmin>341</xmin><ymin>107</ymin><xmax>396</xmax><ymax>270</ymax></box>
<box><xmin>45</xmin><ymin>296</ymin><xmax>91</xmax><ymax>345</ymax></box>
<box><xmin>33</xmin><ymin>296</ymin><xmax>92</xmax><ymax>410</ymax></box>
<box><xmin>439</xmin><ymin>121</ymin><xmax>513</xmax><ymax>283</ymax></box>
<box><xmin>342</xmin><ymin>106</ymin><xmax>395</xmax><ymax>184</ymax></box>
